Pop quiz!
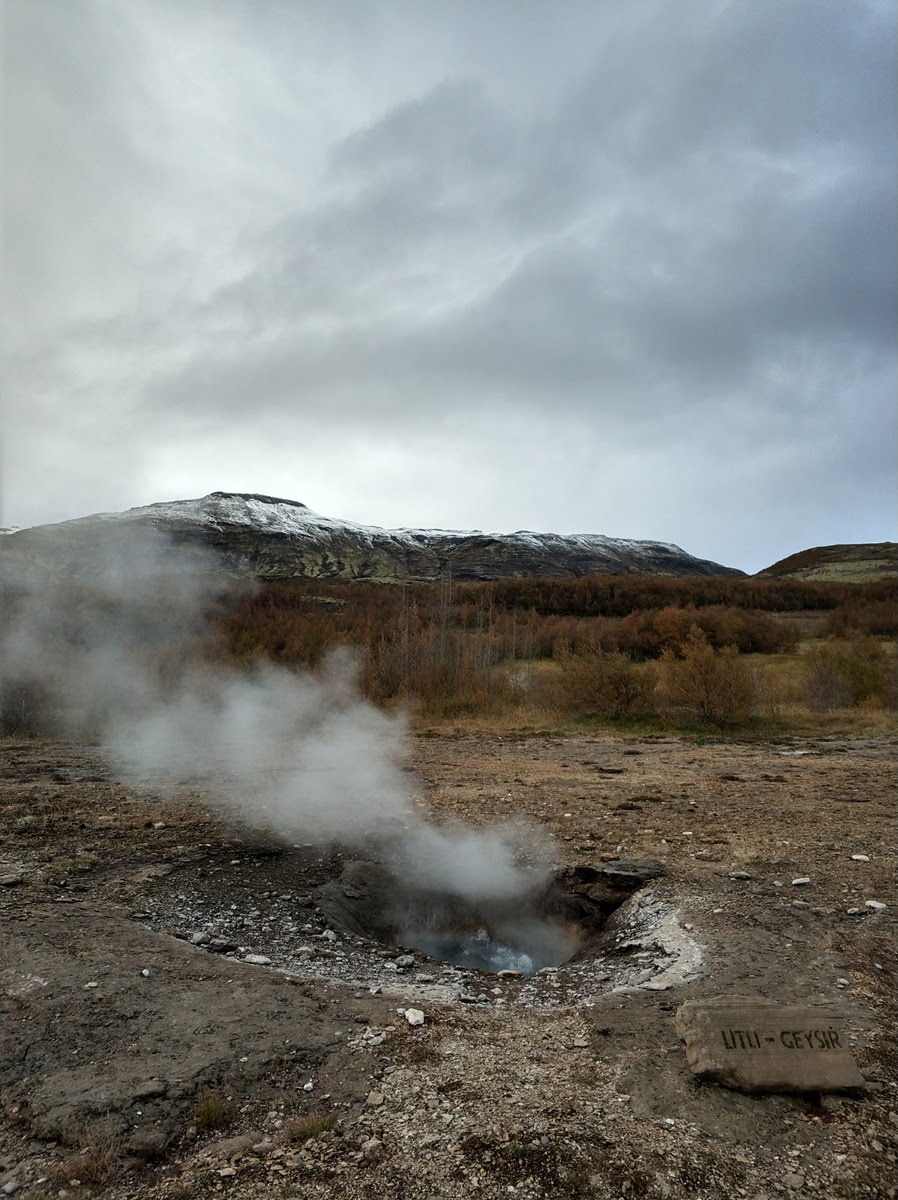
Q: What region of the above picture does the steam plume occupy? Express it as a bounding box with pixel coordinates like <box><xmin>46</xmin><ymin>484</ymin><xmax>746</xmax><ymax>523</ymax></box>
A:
<box><xmin>0</xmin><ymin>529</ymin><xmax>555</xmax><ymax>901</ymax></box>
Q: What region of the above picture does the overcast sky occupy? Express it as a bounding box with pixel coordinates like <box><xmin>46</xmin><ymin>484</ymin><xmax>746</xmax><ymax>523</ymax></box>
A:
<box><xmin>2</xmin><ymin>0</ymin><xmax>894</xmax><ymax>572</ymax></box>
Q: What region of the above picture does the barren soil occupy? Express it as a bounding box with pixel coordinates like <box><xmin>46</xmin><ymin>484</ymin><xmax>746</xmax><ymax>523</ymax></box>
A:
<box><xmin>1</xmin><ymin>731</ymin><xmax>896</xmax><ymax>1200</ymax></box>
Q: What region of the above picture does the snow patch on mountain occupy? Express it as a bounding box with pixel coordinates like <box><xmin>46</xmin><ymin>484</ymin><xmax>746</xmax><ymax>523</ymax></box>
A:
<box><xmin>51</xmin><ymin>491</ymin><xmax>689</xmax><ymax>557</ymax></box>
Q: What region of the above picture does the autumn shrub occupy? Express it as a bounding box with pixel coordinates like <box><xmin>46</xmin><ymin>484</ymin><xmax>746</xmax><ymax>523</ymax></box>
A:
<box><xmin>659</xmin><ymin>627</ymin><xmax>755</xmax><ymax>727</ymax></box>
<box><xmin>804</xmin><ymin>637</ymin><xmax>897</xmax><ymax>711</ymax></box>
<box><xmin>552</xmin><ymin>651</ymin><xmax>658</xmax><ymax>720</ymax></box>
<box><xmin>825</xmin><ymin>599</ymin><xmax>898</xmax><ymax>638</ymax></box>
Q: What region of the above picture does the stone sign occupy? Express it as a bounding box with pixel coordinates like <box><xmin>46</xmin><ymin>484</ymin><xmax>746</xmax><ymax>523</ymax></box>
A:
<box><xmin>675</xmin><ymin>996</ymin><xmax>865</xmax><ymax>1093</ymax></box>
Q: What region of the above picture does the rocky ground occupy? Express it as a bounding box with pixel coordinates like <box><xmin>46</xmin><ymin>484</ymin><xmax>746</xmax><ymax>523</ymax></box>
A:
<box><xmin>1</xmin><ymin>731</ymin><xmax>896</xmax><ymax>1199</ymax></box>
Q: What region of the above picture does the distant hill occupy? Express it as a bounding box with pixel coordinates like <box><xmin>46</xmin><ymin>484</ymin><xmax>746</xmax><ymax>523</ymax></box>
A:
<box><xmin>0</xmin><ymin>491</ymin><xmax>744</xmax><ymax>583</ymax></box>
<box><xmin>756</xmin><ymin>543</ymin><xmax>897</xmax><ymax>583</ymax></box>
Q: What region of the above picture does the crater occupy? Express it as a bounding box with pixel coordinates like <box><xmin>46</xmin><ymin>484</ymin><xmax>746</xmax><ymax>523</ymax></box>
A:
<box><xmin>134</xmin><ymin>845</ymin><xmax>703</xmax><ymax>1004</ymax></box>
<box><xmin>313</xmin><ymin>858</ymin><xmax>667</xmax><ymax>976</ymax></box>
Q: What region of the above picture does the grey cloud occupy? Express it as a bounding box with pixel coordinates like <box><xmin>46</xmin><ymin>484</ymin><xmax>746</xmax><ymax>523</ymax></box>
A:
<box><xmin>2</xmin><ymin>0</ymin><xmax>894</xmax><ymax>569</ymax></box>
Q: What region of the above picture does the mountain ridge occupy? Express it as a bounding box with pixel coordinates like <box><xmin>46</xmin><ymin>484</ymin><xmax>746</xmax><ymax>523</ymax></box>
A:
<box><xmin>0</xmin><ymin>491</ymin><xmax>745</xmax><ymax>582</ymax></box>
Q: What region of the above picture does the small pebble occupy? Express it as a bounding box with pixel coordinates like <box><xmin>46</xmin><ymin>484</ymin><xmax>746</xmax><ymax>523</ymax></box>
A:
<box><xmin>851</xmin><ymin>854</ymin><xmax>870</xmax><ymax>863</ymax></box>
<box><xmin>865</xmin><ymin>900</ymin><xmax>887</xmax><ymax>912</ymax></box>
<box><xmin>303</xmin><ymin>1081</ymin><xmax>313</xmax><ymax>1092</ymax></box>
<box><xmin>791</xmin><ymin>877</ymin><xmax>811</xmax><ymax>886</ymax></box>
<box><xmin>244</xmin><ymin>954</ymin><xmax>272</xmax><ymax>965</ymax></box>
<box><xmin>140</xmin><ymin>968</ymin><xmax>150</xmax><ymax>977</ymax></box>
<box><xmin>405</xmin><ymin>1008</ymin><xmax>425</xmax><ymax>1026</ymax></box>
<box><xmin>83</xmin><ymin>981</ymin><xmax>98</xmax><ymax>989</ymax></box>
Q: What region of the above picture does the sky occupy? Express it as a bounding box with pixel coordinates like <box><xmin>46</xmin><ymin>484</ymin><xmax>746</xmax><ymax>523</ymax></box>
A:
<box><xmin>2</xmin><ymin>0</ymin><xmax>895</xmax><ymax>573</ymax></box>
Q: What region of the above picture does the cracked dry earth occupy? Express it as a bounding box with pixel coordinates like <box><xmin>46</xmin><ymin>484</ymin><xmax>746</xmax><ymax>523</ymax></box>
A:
<box><xmin>1</xmin><ymin>731</ymin><xmax>896</xmax><ymax>1200</ymax></box>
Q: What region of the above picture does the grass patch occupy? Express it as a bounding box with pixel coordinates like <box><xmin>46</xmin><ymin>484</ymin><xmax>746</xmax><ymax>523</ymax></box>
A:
<box><xmin>190</xmin><ymin>1091</ymin><xmax>235</xmax><ymax>1131</ymax></box>
<box><xmin>51</xmin><ymin>1132</ymin><xmax>123</xmax><ymax>1187</ymax></box>
<box><xmin>283</xmin><ymin>1112</ymin><xmax>337</xmax><ymax>1143</ymax></box>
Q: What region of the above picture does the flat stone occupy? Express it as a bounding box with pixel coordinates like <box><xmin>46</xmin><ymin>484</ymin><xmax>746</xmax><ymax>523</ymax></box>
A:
<box><xmin>243</xmin><ymin>954</ymin><xmax>272</xmax><ymax>965</ymax></box>
<box><xmin>675</xmin><ymin>996</ymin><xmax>865</xmax><ymax>1093</ymax></box>
<box><xmin>132</xmin><ymin>1078</ymin><xmax>167</xmax><ymax>1100</ymax></box>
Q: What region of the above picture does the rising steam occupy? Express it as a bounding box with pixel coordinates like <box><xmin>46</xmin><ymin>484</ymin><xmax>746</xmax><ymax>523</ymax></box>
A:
<box><xmin>0</xmin><ymin>528</ymin><xmax>555</xmax><ymax>902</ymax></box>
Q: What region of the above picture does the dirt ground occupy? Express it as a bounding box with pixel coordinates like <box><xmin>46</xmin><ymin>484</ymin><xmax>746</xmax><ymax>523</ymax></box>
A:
<box><xmin>1</xmin><ymin>730</ymin><xmax>895</xmax><ymax>1200</ymax></box>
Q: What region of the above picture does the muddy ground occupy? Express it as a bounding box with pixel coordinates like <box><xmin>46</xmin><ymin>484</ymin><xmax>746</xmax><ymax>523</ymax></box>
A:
<box><xmin>1</xmin><ymin>731</ymin><xmax>895</xmax><ymax>1199</ymax></box>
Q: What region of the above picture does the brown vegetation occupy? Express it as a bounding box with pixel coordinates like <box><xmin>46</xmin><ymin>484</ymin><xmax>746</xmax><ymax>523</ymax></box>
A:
<box><xmin>50</xmin><ymin>1132</ymin><xmax>124</xmax><ymax>1188</ymax></box>
<box><xmin>804</xmin><ymin>636</ymin><xmax>897</xmax><ymax>712</ymax></box>
<box><xmin>1</xmin><ymin>573</ymin><xmax>894</xmax><ymax>734</ymax></box>
<box><xmin>190</xmin><ymin>1092</ymin><xmax>235</xmax><ymax>1132</ymax></box>
<box><xmin>283</xmin><ymin>1112</ymin><xmax>338</xmax><ymax>1142</ymax></box>
<box><xmin>658</xmin><ymin>628</ymin><xmax>755</xmax><ymax>728</ymax></box>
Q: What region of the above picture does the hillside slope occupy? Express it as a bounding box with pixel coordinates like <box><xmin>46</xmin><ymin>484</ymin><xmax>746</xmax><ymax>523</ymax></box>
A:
<box><xmin>756</xmin><ymin>542</ymin><xmax>896</xmax><ymax>583</ymax></box>
<box><xmin>0</xmin><ymin>492</ymin><xmax>744</xmax><ymax>582</ymax></box>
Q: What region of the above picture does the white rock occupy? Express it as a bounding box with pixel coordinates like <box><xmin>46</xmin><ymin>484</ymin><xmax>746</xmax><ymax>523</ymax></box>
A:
<box><xmin>322</xmin><ymin>929</ymin><xmax>338</xmax><ymax>942</ymax></box>
<box><xmin>865</xmin><ymin>900</ymin><xmax>887</xmax><ymax>912</ymax></box>
<box><xmin>244</xmin><ymin>954</ymin><xmax>272</xmax><ymax>965</ymax></box>
<box><xmin>851</xmin><ymin>854</ymin><xmax>870</xmax><ymax>862</ymax></box>
<box><xmin>83</xmin><ymin>981</ymin><xmax>98</xmax><ymax>989</ymax></box>
<box><xmin>303</xmin><ymin>1081</ymin><xmax>314</xmax><ymax>1092</ymax></box>
<box><xmin>791</xmin><ymin>877</ymin><xmax>811</xmax><ymax>886</ymax></box>
<box><xmin>405</xmin><ymin>1008</ymin><xmax>425</xmax><ymax>1026</ymax></box>
<box><xmin>140</xmin><ymin>968</ymin><xmax>151</xmax><ymax>977</ymax></box>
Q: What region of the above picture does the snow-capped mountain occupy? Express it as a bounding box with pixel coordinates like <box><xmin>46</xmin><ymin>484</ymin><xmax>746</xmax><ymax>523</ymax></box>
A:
<box><xmin>0</xmin><ymin>492</ymin><xmax>744</xmax><ymax>581</ymax></box>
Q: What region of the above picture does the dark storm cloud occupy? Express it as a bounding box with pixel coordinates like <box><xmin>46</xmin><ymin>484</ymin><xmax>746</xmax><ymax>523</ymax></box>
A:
<box><xmin>3</xmin><ymin>0</ymin><xmax>894</xmax><ymax>569</ymax></box>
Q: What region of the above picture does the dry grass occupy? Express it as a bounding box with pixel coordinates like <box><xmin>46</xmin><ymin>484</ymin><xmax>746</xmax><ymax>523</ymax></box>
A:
<box><xmin>283</xmin><ymin>1112</ymin><xmax>337</xmax><ymax>1142</ymax></box>
<box><xmin>190</xmin><ymin>1091</ymin><xmax>235</xmax><ymax>1131</ymax></box>
<box><xmin>50</xmin><ymin>1132</ymin><xmax>123</xmax><ymax>1187</ymax></box>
